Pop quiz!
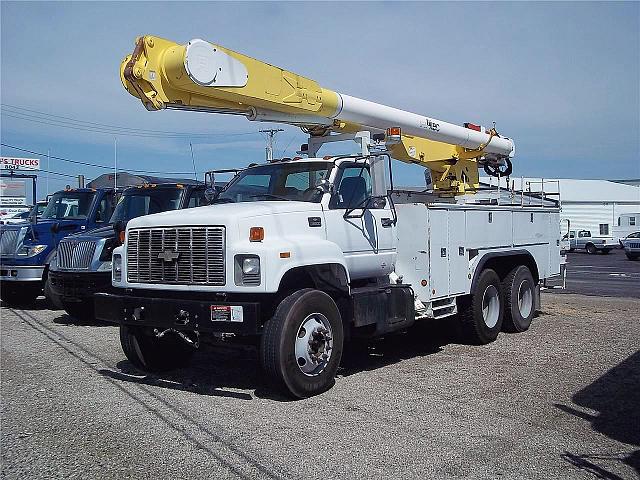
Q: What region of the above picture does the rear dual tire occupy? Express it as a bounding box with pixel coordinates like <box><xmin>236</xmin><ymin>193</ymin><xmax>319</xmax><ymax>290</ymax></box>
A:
<box><xmin>458</xmin><ymin>265</ymin><xmax>536</xmax><ymax>343</ymax></box>
<box><xmin>502</xmin><ymin>265</ymin><xmax>535</xmax><ymax>333</ymax></box>
<box><xmin>458</xmin><ymin>269</ymin><xmax>504</xmax><ymax>345</ymax></box>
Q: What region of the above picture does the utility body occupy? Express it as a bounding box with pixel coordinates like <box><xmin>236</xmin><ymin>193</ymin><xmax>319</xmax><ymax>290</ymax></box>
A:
<box><xmin>97</xmin><ymin>36</ymin><xmax>563</xmax><ymax>397</ymax></box>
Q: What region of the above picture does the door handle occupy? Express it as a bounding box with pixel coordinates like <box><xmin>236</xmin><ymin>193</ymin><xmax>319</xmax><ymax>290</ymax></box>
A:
<box><xmin>381</xmin><ymin>218</ymin><xmax>393</xmax><ymax>227</ymax></box>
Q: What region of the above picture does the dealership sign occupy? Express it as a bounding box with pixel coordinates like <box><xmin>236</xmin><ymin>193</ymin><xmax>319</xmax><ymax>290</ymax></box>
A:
<box><xmin>1</xmin><ymin>179</ymin><xmax>26</xmax><ymax>197</ymax></box>
<box><xmin>1</xmin><ymin>157</ymin><xmax>41</xmax><ymax>171</ymax></box>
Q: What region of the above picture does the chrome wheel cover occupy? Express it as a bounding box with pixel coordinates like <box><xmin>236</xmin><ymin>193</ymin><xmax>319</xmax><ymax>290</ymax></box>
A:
<box><xmin>295</xmin><ymin>313</ymin><xmax>333</xmax><ymax>376</ymax></box>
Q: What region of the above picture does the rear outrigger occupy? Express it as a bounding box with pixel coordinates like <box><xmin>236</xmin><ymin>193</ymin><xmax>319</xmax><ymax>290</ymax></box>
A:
<box><xmin>95</xmin><ymin>35</ymin><xmax>562</xmax><ymax>398</ymax></box>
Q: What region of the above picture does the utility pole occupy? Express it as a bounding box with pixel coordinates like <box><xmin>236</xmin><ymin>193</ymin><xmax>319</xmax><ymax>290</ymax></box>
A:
<box><xmin>259</xmin><ymin>128</ymin><xmax>284</xmax><ymax>161</ymax></box>
<box><xmin>114</xmin><ymin>137</ymin><xmax>118</xmax><ymax>189</ymax></box>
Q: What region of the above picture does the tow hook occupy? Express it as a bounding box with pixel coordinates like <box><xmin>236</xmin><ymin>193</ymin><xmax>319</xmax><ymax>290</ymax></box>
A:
<box><xmin>153</xmin><ymin>328</ymin><xmax>200</xmax><ymax>348</ymax></box>
<box><xmin>131</xmin><ymin>306</ymin><xmax>145</xmax><ymax>321</ymax></box>
<box><xmin>175</xmin><ymin>309</ymin><xmax>190</xmax><ymax>326</ymax></box>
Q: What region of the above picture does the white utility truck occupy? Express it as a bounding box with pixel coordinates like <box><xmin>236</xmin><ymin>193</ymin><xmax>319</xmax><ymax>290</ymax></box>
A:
<box><xmin>96</xmin><ymin>36</ymin><xmax>562</xmax><ymax>398</ymax></box>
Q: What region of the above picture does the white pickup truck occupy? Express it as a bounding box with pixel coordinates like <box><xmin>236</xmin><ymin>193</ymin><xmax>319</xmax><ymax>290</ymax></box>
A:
<box><xmin>566</xmin><ymin>230</ymin><xmax>618</xmax><ymax>254</ymax></box>
<box><xmin>96</xmin><ymin>140</ymin><xmax>562</xmax><ymax>398</ymax></box>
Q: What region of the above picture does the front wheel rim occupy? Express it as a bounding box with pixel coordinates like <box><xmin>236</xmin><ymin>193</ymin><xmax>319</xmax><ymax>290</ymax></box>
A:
<box><xmin>295</xmin><ymin>313</ymin><xmax>333</xmax><ymax>376</ymax></box>
<box><xmin>517</xmin><ymin>280</ymin><xmax>533</xmax><ymax>319</ymax></box>
<box><xmin>481</xmin><ymin>285</ymin><xmax>500</xmax><ymax>328</ymax></box>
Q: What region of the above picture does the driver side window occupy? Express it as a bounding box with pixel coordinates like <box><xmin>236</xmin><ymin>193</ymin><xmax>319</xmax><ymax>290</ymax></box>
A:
<box><xmin>331</xmin><ymin>165</ymin><xmax>372</xmax><ymax>209</ymax></box>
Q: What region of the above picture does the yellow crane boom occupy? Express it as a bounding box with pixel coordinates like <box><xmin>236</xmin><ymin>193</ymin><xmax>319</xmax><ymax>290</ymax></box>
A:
<box><xmin>121</xmin><ymin>35</ymin><xmax>515</xmax><ymax>194</ymax></box>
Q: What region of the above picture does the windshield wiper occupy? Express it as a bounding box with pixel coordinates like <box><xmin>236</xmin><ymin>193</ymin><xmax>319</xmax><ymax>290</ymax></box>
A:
<box><xmin>212</xmin><ymin>197</ymin><xmax>235</xmax><ymax>204</ymax></box>
<box><xmin>249</xmin><ymin>194</ymin><xmax>291</xmax><ymax>201</ymax></box>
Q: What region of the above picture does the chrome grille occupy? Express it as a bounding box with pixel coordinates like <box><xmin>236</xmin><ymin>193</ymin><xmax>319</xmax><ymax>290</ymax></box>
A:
<box><xmin>58</xmin><ymin>240</ymin><xmax>97</xmax><ymax>270</ymax></box>
<box><xmin>628</xmin><ymin>242</ymin><xmax>640</xmax><ymax>249</ymax></box>
<box><xmin>127</xmin><ymin>227</ymin><xmax>225</xmax><ymax>286</ymax></box>
<box><xmin>0</xmin><ymin>230</ymin><xmax>19</xmax><ymax>256</ymax></box>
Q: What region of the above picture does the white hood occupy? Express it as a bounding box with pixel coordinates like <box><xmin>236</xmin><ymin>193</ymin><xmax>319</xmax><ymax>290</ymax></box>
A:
<box><xmin>127</xmin><ymin>201</ymin><xmax>323</xmax><ymax>229</ymax></box>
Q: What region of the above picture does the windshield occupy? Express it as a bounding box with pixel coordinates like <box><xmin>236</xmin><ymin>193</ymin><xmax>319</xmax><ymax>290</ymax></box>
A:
<box><xmin>110</xmin><ymin>188</ymin><xmax>183</xmax><ymax>223</ymax></box>
<box><xmin>217</xmin><ymin>162</ymin><xmax>330</xmax><ymax>203</ymax></box>
<box><xmin>41</xmin><ymin>191</ymin><xmax>96</xmax><ymax>220</ymax></box>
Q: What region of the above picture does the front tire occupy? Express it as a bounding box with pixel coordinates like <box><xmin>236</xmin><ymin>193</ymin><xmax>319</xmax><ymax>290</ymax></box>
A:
<box><xmin>44</xmin><ymin>276</ymin><xmax>64</xmax><ymax>310</ymax></box>
<box><xmin>626</xmin><ymin>252</ymin><xmax>639</xmax><ymax>260</ymax></box>
<box><xmin>260</xmin><ymin>289</ymin><xmax>344</xmax><ymax>398</ymax></box>
<box><xmin>502</xmin><ymin>265</ymin><xmax>535</xmax><ymax>333</ymax></box>
<box><xmin>120</xmin><ymin>325</ymin><xmax>195</xmax><ymax>372</ymax></box>
<box><xmin>0</xmin><ymin>281</ymin><xmax>41</xmax><ymax>307</ymax></box>
<box><xmin>458</xmin><ymin>268</ymin><xmax>504</xmax><ymax>344</ymax></box>
<box><xmin>585</xmin><ymin>244</ymin><xmax>597</xmax><ymax>254</ymax></box>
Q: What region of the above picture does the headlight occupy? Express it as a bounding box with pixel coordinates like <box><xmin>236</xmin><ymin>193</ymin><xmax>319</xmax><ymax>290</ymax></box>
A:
<box><xmin>113</xmin><ymin>254</ymin><xmax>122</xmax><ymax>282</ymax></box>
<box><xmin>242</xmin><ymin>257</ymin><xmax>260</xmax><ymax>275</ymax></box>
<box><xmin>49</xmin><ymin>251</ymin><xmax>58</xmax><ymax>270</ymax></box>
<box><xmin>234</xmin><ymin>255</ymin><xmax>260</xmax><ymax>286</ymax></box>
<box><xmin>98</xmin><ymin>261</ymin><xmax>113</xmax><ymax>272</ymax></box>
<box><xmin>99</xmin><ymin>238</ymin><xmax>118</xmax><ymax>262</ymax></box>
<box><xmin>17</xmin><ymin>244</ymin><xmax>47</xmax><ymax>257</ymax></box>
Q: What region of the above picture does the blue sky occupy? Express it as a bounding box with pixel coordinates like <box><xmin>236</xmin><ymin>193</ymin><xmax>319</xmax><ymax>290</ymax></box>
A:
<box><xmin>1</xmin><ymin>1</ymin><xmax>639</xmax><ymax>198</ymax></box>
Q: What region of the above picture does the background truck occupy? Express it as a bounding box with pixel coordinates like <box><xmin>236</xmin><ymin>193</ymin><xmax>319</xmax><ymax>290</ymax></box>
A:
<box><xmin>0</xmin><ymin>186</ymin><xmax>119</xmax><ymax>306</ymax></box>
<box><xmin>566</xmin><ymin>229</ymin><xmax>618</xmax><ymax>254</ymax></box>
<box><xmin>48</xmin><ymin>178</ymin><xmax>209</xmax><ymax>321</ymax></box>
<box><xmin>95</xmin><ymin>35</ymin><xmax>562</xmax><ymax>398</ymax></box>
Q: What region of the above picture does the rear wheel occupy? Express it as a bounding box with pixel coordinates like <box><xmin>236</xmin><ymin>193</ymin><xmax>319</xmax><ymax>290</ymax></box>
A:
<box><xmin>502</xmin><ymin>265</ymin><xmax>535</xmax><ymax>333</ymax></box>
<box><xmin>0</xmin><ymin>281</ymin><xmax>41</xmax><ymax>307</ymax></box>
<box><xmin>458</xmin><ymin>269</ymin><xmax>504</xmax><ymax>344</ymax></box>
<box><xmin>120</xmin><ymin>325</ymin><xmax>196</xmax><ymax>372</ymax></box>
<box><xmin>585</xmin><ymin>244</ymin><xmax>597</xmax><ymax>254</ymax></box>
<box><xmin>260</xmin><ymin>289</ymin><xmax>344</xmax><ymax>398</ymax></box>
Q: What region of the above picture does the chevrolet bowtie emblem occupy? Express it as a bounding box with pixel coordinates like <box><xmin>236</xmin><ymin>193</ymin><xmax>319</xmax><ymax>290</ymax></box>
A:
<box><xmin>157</xmin><ymin>250</ymin><xmax>180</xmax><ymax>262</ymax></box>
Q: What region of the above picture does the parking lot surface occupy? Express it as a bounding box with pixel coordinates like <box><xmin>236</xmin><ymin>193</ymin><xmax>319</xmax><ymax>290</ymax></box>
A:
<box><xmin>2</xmin><ymin>293</ymin><xmax>638</xmax><ymax>479</ymax></box>
<box><xmin>550</xmin><ymin>248</ymin><xmax>640</xmax><ymax>298</ymax></box>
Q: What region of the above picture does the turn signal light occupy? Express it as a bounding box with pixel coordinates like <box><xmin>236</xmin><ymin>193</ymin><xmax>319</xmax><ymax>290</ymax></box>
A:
<box><xmin>119</xmin><ymin>230</ymin><xmax>126</xmax><ymax>243</ymax></box>
<box><xmin>387</xmin><ymin>127</ymin><xmax>401</xmax><ymax>136</ymax></box>
<box><xmin>249</xmin><ymin>227</ymin><xmax>264</xmax><ymax>242</ymax></box>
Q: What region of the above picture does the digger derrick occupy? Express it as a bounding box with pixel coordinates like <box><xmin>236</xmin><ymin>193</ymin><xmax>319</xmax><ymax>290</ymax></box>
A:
<box><xmin>121</xmin><ymin>35</ymin><xmax>515</xmax><ymax>195</ymax></box>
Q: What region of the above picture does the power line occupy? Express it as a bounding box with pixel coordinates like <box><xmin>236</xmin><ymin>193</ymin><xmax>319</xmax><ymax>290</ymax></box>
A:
<box><xmin>1</xmin><ymin>143</ymin><xmax>196</xmax><ymax>175</ymax></box>
<box><xmin>1</xmin><ymin>104</ymin><xmax>260</xmax><ymax>138</ymax></box>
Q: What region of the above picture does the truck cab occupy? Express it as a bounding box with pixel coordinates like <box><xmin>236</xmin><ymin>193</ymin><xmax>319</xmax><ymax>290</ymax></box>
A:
<box><xmin>0</xmin><ymin>188</ymin><xmax>117</xmax><ymax>306</ymax></box>
<box><xmin>48</xmin><ymin>180</ymin><xmax>207</xmax><ymax>320</ymax></box>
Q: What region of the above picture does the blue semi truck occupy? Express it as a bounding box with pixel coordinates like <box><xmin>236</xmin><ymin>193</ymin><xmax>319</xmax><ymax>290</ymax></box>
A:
<box><xmin>0</xmin><ymin>187</ymin><xmax>118</xmax><ymax>306</ymax></box>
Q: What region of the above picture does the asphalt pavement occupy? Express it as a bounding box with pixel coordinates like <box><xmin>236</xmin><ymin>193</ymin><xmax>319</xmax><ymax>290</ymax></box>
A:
<box><xmin>547</xmin><ymin>248</ymin><xmax>640</xmax><ymax>298</ymax></box>
<box><xmin>2</xmin><ymin>293</ymin><xmax>638</xmax><ymax>479</ymax></box>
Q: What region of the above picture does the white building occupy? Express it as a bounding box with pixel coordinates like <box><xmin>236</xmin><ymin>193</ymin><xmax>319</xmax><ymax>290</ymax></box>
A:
<box><xmin>480</xmin><ymin>177</ymin><xmax>640</xmax><ymax>240</ymax></box>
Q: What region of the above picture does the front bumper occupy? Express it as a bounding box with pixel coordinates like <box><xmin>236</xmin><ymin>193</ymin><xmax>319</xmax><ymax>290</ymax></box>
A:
<box><xmin>48</xmin><ymin>270</ymin><xmax>112</xmax><ymax>301</ymax></box>
<box><xmin>94</xmin><ymin>291</ymin><xmax>261</xmax><ymax>335</ymax></box>
<box><xmin>0</xmin><ymin>264</ymin><xmax>45</xmax><ymax>282</ymax></box>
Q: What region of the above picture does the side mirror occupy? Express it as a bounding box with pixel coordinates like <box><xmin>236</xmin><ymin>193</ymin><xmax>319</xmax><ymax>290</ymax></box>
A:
<box><xmin>204</xmin><ymin>187</ymin><xmax>220</xmax><ymax>204</ymax></box>
<box><xmin>316</xmin><ymin>179</ymin><xmax>332</xmax><ymax>194</ymax></box>
<box><xmin>370</xmin><ymin>196</ymin><xmax>387</xmax><ymax>209</ymax></box>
